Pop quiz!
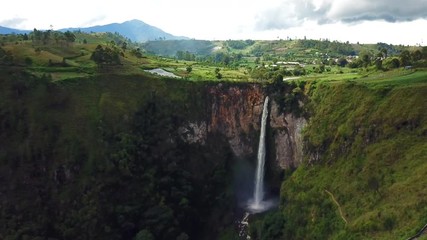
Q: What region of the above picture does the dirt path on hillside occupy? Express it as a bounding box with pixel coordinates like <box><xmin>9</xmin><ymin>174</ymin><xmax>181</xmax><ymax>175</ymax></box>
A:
<box><xmin>325</xmin><ymin>189</ymin><xmax>348</xmax><ymax>225</ymax></box>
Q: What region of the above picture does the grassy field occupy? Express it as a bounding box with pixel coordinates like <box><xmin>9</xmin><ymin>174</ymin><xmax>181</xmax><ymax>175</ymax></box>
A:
<box><xmin>1</xmin><ymin>39</ymin><xmax>255</xmax><ymax>81</ymax></box>
<box><xmin>1</xmin><ymin>31</ymin><xmax>426</xmax><ymax>84</ymax></box>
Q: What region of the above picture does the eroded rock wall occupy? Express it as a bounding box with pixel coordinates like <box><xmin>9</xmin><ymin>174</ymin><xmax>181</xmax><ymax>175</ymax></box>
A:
<box><xmin>178</xmin><ymin>84</ymin><xmax>306</xmax><ymax>169</ymax></box>
<box><xmin>270</xmin><ymin>100</ymin><xmax>306</xmax><ymax>168</ymax></box>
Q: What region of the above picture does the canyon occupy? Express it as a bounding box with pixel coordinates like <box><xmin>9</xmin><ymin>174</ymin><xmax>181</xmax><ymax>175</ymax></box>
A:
<box><xmin>0</xmin><ymin>72</ymin><xmax>426</xmax><ymax>240</ymax></box>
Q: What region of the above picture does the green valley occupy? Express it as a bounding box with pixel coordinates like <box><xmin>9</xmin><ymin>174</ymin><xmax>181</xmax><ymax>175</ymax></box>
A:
<box><xmin>0</xmin><ymin>29</ymin><xmax>426</xmax><ymax>240</ymax></box>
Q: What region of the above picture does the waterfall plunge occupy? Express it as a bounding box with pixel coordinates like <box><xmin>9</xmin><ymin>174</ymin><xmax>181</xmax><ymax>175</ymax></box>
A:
<box><xmin>254</xmin><ymin>96</ymin><xmax>269</xmax><ymax>206</ymax></box>
<box><xmin>248</xmin><ymin>96</ymin><xmax>275</xmax><ymax>213</ymax></box>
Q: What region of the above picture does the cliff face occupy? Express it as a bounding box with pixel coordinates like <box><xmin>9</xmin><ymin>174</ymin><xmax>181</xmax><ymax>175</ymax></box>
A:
<box><xmin>270</xmin><ymin>100</ymin><xmax>306</xmax><ymax>169</ymax></box>
<box><xmin>207</xmin><ymin>84</ymin><xmax>264</xmax><ymax>157</ymax></box>
<box><xmin>179</xmin><ymin>84</ymin><xmax>263</xmax><ymax>157</ymax></box>
<box><xmin>179</xmin><ymin>83</ymin><xmax>306</xmax><ymax>169</ymax></box>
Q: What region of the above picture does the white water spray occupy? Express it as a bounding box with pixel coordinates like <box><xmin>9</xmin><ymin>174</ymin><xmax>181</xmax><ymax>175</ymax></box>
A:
<box><xmin>248</xmin><ymin>96</ymin><xmax>270</xmax><ymax>212</ymax></box>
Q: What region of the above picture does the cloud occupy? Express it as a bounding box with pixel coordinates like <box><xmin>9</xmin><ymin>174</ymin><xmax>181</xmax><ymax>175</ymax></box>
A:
<box><xmin>255</xmin><ymin>0</ymin><xmax>427</xmax><ymax>30</ymax></box>
<box><xmin>0</xmin><ymin>17</ymin><xmax>27</xmax><ymax>28</ymax></box>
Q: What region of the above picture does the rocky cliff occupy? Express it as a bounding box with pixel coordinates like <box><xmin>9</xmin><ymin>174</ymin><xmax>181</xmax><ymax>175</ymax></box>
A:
<box><xmin>270</xmin><ymin>100</ymin><xmax>306</xmax><ymax>169</ymax></box>
<box><xmin>179</xmin><ymin>83</ymin><xmax>306</xmax><ymax>169</ymax></box>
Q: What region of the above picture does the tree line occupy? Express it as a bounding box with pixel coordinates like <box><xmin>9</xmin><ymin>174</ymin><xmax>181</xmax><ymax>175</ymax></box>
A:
<box><xmin>31</xmin><ymin>29</ymin><xmax>76</xmax><ymax>46</ymax></box>
<box><xmin>345</xmin><ymin>47</ymin><xmax>427</xmax><ymax>70</ymax></box>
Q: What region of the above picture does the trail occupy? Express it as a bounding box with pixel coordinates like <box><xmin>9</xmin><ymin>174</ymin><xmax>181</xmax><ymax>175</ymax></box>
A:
<box><xmin>325</xmin><ymin>189</ymin><xmax>348</xmax><ymax>225</ymax></box>
<box><xmin>283</xmin><ymin>77</ymin><xmax>300</xmax><ymax>81</ymax></box>
<box><xmin>406</xmin><ymin>223</ymin><xmax>427</xmax><ymax>240</ymax></box>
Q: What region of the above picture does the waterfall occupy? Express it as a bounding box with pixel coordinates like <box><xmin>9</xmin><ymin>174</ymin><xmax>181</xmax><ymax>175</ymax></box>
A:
<box><xmin>251</xmin><ymin>96</ymin><xmax>269</xmax><ymax>210</ymax></box>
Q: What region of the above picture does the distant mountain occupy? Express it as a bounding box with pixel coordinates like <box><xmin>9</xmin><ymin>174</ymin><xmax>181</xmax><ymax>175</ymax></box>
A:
<box><xmin>0</xmin><ymin>19</ymin><xmax>187</xmax><ymax>42</ymax></box>
<box><xmin>61</xmin><ymin>19</ymin><xmax>188</xmax><ymax>42</ymax></box>
<box><xmin>0</xmin><ymin>26</ymin><xmax>30</xmax><ymax>35</ymax></box>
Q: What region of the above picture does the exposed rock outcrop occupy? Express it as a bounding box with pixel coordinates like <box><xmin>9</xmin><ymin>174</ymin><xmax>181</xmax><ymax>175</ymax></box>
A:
<box><xmin>178</xmin><ymin>84</ymin><xmax>306</xmax><ymax>169</ymax></box>
<box><xmin>207</xmin><ymin>84</ymin><xmax>264</xmax><ymax>157</ymax></box>
<box><xmin>178</xmin><ymin>122</ymin><xmax>207</xmax><ymax>144</ymax></box>
<box><xmin>270</xmin><ymin>100</ymin><xmax>306</xmax><ymax>168</ymax></box>
<box><xmin>178</xmin><ymin>84</ymin><xmax>263</xmax><ymax>157</ymax></box>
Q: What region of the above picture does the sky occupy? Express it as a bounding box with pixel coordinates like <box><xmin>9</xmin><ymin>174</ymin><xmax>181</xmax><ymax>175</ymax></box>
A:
<box><xmin>1</xmin><ymin>0</ymin><xmax>427</xmax><ymax>45</ymax></box>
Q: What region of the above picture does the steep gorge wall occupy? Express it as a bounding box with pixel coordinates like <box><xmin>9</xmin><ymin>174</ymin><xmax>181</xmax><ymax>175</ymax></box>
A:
<box><xmin>179</xmin><ymin>83</ymin><xmax>306</xmax><ymax>169</ymax></box>
<box><xmin>270</xmin><ymin>100</ymin><xmax>306</xmax><ymax>169</ymax></box>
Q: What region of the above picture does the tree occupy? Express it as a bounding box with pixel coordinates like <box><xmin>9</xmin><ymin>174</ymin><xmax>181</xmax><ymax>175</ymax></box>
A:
<box><xmin>337</xmin><ymin>57</ymin><xmax>348</xmax><ymax>67</ymax></box>
<box><xmin>42</xmin><ymin>30</ymin><xmax>51</xmax><ymax>45</ymax></box>
<box><xmin>32</xmin><ymin>28</ymin><xmax>42</xmax><ymax>43</ymax></box>
<box><xmin>411</xmin><ymin>50</ymin><xmax>422</xmax><ymax>62</ymax></box>
<box><xmin>385</xmin><ymin>58</ymin><xmax>400</xmax><ymax>69</ymax></box>
<box><xmin>131</xmin><ymin>48</ymin><xmax>143</xmax><ymax>58</ymax></box>
<box><xmin>273</xmin><ymin>74</ymin><xmax>283</xmax><ymax>86</ymax></box>
<box><xmin>422</xmin><ymin>46</ymin><xmax>427</xmax><ymax>59</ymax></box>
<box><xmin>380</xmin><ymin>48</ymin><xmax>388</xmax><ymax>59</ymax></box>
<box><xmin>186</xmin><ymin>65</ymin><xmax>192</xmax><ymax>74</ymax></box>
<box><xmin>375</xmin><ymin>58</ymin><xmax>383</xmax><ymax>70</ymax></box>
<box><xmin>318</xmin><ymin>64</ymin><xmax>325</xmax><ymax>73</ymax></box>
<box><xmin>215</xmin><ymin>68</ymin><xmax>222</xmax><ymax>79</ymax></box>
<box><xmin>360</xmin><ymin>51</ymin><xmax>371</xmax><ymax>68</ymax></box>
<box><xmin>348</xmin><ymin>59</ymin><xmax>362</xmax><ymax>68</ymax></box>
<box><xmin>375</xmin><ymin>52</ymin><xmax>384</xmax><ymax>70</ymax></box>
<box><xmin>91</xmin><ymin>45</ymin><xmax>104</xmax><ymax>67</ymax></box>
<box><xmin>64</xmin><ymin>31</ymin><xmax>76</xmax><ymax>44</ymax></box>
<box><xmin>399</xmin><ymin>50</ymin><xmax>411</xmax><ymax>66</ymax></box>
<box><xmin>91</xmin><ymin>45</ymin><xmax>121</xmax><ymax>68</ymax></box>
<box><xmin>121</xmin><ymin>42</ymin><xmax>127</xmax><ymax>52</ymax></box>
<box><xmin>53</xmin><ymin>31</ymin><xmax>62</xmax><ymax>44</ymax></box>
<box><xmin>223</xmin><ymin>55</ymin><xmax>231</xmax><ymax>65</ymax></box>
<box><xmin>259</xmin><ymin>212</ymin><xmax>285</xmax><ymax>240</ymax></box>
<box><xmin>176</xmin><ymin>51</ymin><xmax>195</xmax><ymax>61</ymax></box>
<box><xmin>292</xmin><ymin>65</ymin><xmax>306</xmax><ymax>76</ymax></box>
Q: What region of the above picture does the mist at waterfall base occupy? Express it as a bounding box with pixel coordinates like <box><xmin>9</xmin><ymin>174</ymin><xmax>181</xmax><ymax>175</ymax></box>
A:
<box><xmin>233</xmin><ymin>96</ymin><xmax>279</xmax><ymax>214</ymax></box>
<box><xmin>233</xmin><ymin>159</ymin><xmax>279</xmax><ymax>213</ymax></box>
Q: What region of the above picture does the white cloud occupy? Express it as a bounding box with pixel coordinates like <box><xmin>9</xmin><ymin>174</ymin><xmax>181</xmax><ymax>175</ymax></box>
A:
<box><xmin>1</xmin><ymin>0</ymin><xmax>426</xmax><ymax>45</ymax></box>
<box><xmin>255</xmin><ymin>0</ymin><xmax>427</xmax><ymax>30</ymax></box>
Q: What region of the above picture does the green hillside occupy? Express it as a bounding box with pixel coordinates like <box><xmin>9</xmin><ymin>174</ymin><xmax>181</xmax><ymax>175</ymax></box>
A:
<box><xmin>1</xmin><ymin>30</ymin><xmax>427</xmax><ymax>240</ymax></box>
<box><xmin>1</xmin><ymin>30</ymin><xmax>426</xmax><ymax>83</ymax></box>
<box><xmin>250</xmin><ymin>76</ymin><xmax>427</xmax><ymax>240</ymax></box>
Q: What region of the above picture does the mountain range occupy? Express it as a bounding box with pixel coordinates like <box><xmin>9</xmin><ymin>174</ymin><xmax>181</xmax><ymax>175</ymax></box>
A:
<box><xmin>0</xmin><ymin>26</ymin><xmax>30</xmax><ymax>35</ymax></box>
<box><xmin>0</xmin><ymin>19</ymin><xmax>188</xmax><ymax>42</ymax></box>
